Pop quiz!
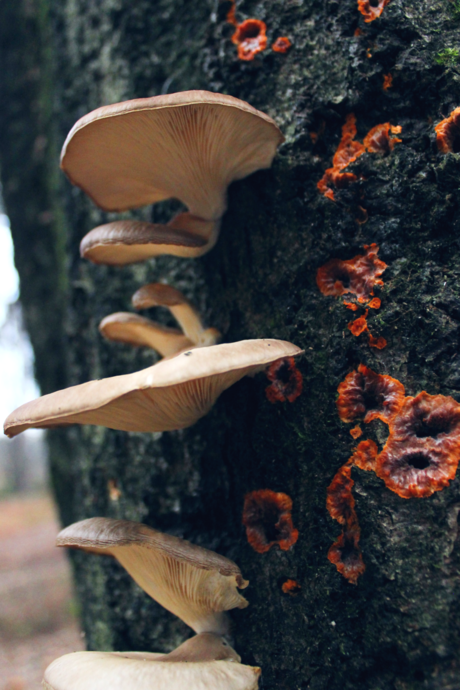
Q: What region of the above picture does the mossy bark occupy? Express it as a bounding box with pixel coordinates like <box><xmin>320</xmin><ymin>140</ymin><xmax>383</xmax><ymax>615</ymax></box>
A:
<box><xmin>2</xmin><ymin>0</ymin><xmax>460</xmax><ymax>687</ymax></box>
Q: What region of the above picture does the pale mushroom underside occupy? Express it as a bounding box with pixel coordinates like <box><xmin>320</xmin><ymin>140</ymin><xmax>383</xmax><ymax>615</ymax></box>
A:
<box><xmin>99</xmin><ymin>313</ymin><xmax>194</xmax><ymax>356</ymax></box>
<box><xmin>43</xmin><ymin>653</ymin><xmax>261</xmax><ymax>690</ymax></box>
<box><xmin>57</xmin><ymin>518</ymin><xmax>249</xmax><ymax>634</ymax></box>
<box><xmin>61</xmin><ymin>91</ymin><xmax>284</xmax><ymax>220</ymax></box>
<box><xmin>4</xmin><ymin>340</ymin><xmax>302</xmax><ymax>437</ymax></box>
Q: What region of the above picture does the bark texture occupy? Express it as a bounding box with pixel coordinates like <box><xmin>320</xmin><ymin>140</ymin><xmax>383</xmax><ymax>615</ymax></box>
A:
<box><xmin>2</xmin><ymin>0</ymin><xmax>460</xmax><ymax>688</ymax></box>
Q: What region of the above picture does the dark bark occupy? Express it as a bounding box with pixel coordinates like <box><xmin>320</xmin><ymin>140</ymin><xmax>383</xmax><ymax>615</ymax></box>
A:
<box><xmin>2</xmin><ymin>0</ymin><xmax>460</xmax><ymax>688</ymax></box>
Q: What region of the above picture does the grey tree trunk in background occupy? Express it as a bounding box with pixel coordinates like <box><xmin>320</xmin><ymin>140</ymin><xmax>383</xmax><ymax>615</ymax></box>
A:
<box><xmin>1</xmin><ymin>0</ymin><xmax>460</xmax><ymax>688</ymax></box>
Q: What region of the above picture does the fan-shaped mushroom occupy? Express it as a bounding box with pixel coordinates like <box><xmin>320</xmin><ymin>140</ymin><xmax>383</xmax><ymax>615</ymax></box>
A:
<box><xmin>62</xmin><ymin>90</ymin><xmax>284</xmax><ymax>261</ymax></box>
<box><xmin>57</xmin><ymin>518</ymin><xmax>248</xmax><ymax>635</ymax></box>
<box><xmin>4</xmin><ymin>339</ymin><xmax>303</xmax><ymax>437</ymax></box>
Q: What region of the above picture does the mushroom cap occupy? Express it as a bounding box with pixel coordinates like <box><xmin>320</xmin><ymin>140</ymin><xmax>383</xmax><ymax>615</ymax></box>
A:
<box><xmin>80</xmin><ymin>214</ymin><xmax>217</xmax><ymax>265</ymax></box>
<box><xmin>132</xmin><ymin>282</ymin><xmax>192</xmax><ymax>309</ymax></box>
<box><xmin>43</xmin><ymin>652</ymin><xmax>261</xmax><ymax>690</ymax></box>
<box><xmin>57</xmin><ymin>518</ymin><xmax>249</xmax><ymax>634</ymax></box>
<box><xmin>4</xmin><ymin>339</ymin><xmax>302</xmax><ymax>437</ymax></box>
<box><xmin>99</xmin><ymin>313</ymin><xmax>194</xmax><ymax>356</ymax></box>
<box><xmin>60</xmin><ymin>90</ymin><xmax>284</xmax><ymax>220</ymax></box>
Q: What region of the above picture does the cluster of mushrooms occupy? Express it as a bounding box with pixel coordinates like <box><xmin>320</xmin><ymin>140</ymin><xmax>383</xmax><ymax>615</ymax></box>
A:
<box><xmin>4</xmin><ymin>91</ymin><xmax>303</xmax><ymax>688</ymax></box>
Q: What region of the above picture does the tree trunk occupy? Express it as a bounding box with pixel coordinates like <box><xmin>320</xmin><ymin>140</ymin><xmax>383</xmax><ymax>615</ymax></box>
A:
<box><xmin>2</xmin><ymin>0</ymin><xmax>460</xmax><ymax>687</ymax></box>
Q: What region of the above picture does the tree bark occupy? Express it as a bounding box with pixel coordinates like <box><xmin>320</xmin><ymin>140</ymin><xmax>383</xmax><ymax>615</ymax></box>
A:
<box><xmin>2</xmin><ymin>0</ymin><xmax>460</xmax><ymax>688</ymax></box>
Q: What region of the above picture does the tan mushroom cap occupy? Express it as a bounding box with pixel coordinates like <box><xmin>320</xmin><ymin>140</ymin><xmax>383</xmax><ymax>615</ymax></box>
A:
<box><xmin>60</xmin><ymin>90</ymin><xmax>284</xmax><ymax>220</ymax></box>
<box><xmin>57</xmin><ymin>518</ymin><xmax>249</xmax><ymax>634</ymax></box>
<box><xmin>43</xmin><ymin>652</ymin><xmax>261</xmax><ymax>690</ymax></box>
<box><xmin>99</xmin><ymin>313</ymin><xmax>193</xmax><ymax>357</ymax></box>
<box><xmin>132</xmin><ymin>283</ymin><xmax>221</xmax><ymax>347</ymax></box>
<box><xmin>80</xmin><ymin>214</ymin><xmax>218</xmax><ymax>265</ymax></box>
<box><xmin>4</xmin><ymin>339</ymin><xmax>302</xmax><ymax>437</ymax></box>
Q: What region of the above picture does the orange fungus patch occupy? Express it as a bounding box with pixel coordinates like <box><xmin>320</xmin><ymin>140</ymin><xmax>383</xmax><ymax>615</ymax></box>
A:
<box><xmin>316</xmin><ymin>244</ymin><xmax>387</xmax><ymax>303</ymax></box>
<box><xmin>337</xmin><ymin>364</ymin><xmax>405</xmax><ymax>425</ymax></box>
<box><xmin>265</xmin><ymin>357</ymin><xmax>303</xmax><ymax>403</ymax></box>
<box><xmin>350</xmin><ymin>425</ymin><xmax>363</xmax><ymax>440</ymax></box>
<box><xmin>352</xmin><ymin>439</ymin><xmax>378</xmax><ymax>472</ymax></box>
<box><xmin>282</xmin><ymin>579</ymin><xmax>301</xmax><ymax>595</ymax></box>
<box><xmin>383</xmin><ymin>73</ymin><xmax>393</xmax><ymax>90</ymax></box>
<box><xmin>348</xmin><ymin>310</ymin><xmax>369</xmax><ymax>337</ymax></box>
<box><xmin>243</xmin><ymin>489</ymin><xmax>299</xmax><ymax>553</ymax></box>
<box><xmin>363</xmin><ymin>123</ymin><xmax>402</xmax><ymax>154</ymax></box>
<box><xmin>272</xmin><ymin>37</ymin><xmax>292</xmax><ymax>53</ymax></box>
<box><xmin>358</xmin><ymin>0</ymin><xmax>391</xmax><ymax>23</ymax></box>
<box><xmin>232</xmin><ymin>19</ymin><xmax>267</xmax><ymax>61</ymax></box>
<box><xmin>317</xmin><ymin>245</ymin><xmax>388</xmax><ymax>348</ymax></box>
<box><xmin>318</xmin><ymin>116</ymin><xmax>401</xmax><ymax>202</ymax></box>
<box><xmin>326</xmin><ymin>460</ymin><xmax>365</xmax><ymax>584</ymax></box>
<box><xmin>317</xmin><ymin>114</ymin><xmax>364</xmax><ymax>201</ymax></box>
<box><xmin>435</xmin><ymin>107</ymin><xmax>460</xmax><ymax>154</ymax></box>
<box><xmin>376</xmin><ymin>392</ymin><xmax>460</xmax><ymax>498</ymax></box>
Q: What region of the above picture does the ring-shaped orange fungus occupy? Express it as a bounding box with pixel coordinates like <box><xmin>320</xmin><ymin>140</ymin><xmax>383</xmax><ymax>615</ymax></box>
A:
<box><xmin>243</xmin><ymin>489</ymin><xmax>299</xmax><ymax>554</ymax></box>
<box><xmin>265</xmin><ymin>357</ymin><xmax>303</xmax><ymax>403</ymax></box>
<box><xmin>326</xmin><ymin>458</ymin><xmax>366</xmax><ymax>584</ymax></box>
<box><xmin>316</xmin><ymin>244</ymin><xmax>387</xmax><ymax>302</ymax></box>
<box><xmin>337</xmin><ymin>364</ymin><xmax>405</xmax><ymax>425</ymax></box>
<box><xmin>358</xmin><ymin>0</ymin><xmax>391</xmax><ymax>23</ymax></box>
<box><xmin>281</xmin><ymin>579</ymin><xmax>301</xmax><ymax>595</ymax></box>
<box><xmin>376</xmin><ymin>392</ymin><xmax>460</xmax><ymax>498</ymax></box>
<box><xmin>272</xmin><ymin>37</ymin><xmax>292</xmax><ymax>53</ymax></box>
<box><xmin>435</xmin><ymin>107</ymin><xmax>460</xmax><ymax>154</ymax></box>
<box><xmin>232</xmin><ymin>19</ymin><xmax>268</xmax><ymax>61</ymax></box>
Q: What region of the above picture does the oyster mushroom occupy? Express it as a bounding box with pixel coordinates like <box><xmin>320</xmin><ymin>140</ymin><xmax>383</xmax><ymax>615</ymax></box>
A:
<box><xmin>132</xmin><ymin>282</ymin><xmax>220</xmax><ymax>348</ymax></box>
<box><xmin>43</xmin><ymin>644</ymin><xmax>260</xmax><ymax>690</ymax></box>
<box><xmin>62</xmin><ymin>90</ymin><xmax>284</xmax><ymax>261</ymax></box>
<box><xmin>99</xmin><ymin>313</ymin><xmax>194</xmax><ymax>356</ymax></box>
<box><xmin>57</xmin><ymin>518</ymin><xmax>249</xmax><ymax>635</ymax></box>
<box><xmin>4</xmin><ymin>339</ymin><xmax>303</xmax><ymax>437</ymax></box>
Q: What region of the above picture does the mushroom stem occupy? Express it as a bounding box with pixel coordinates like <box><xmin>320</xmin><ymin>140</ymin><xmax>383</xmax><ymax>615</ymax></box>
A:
<box><xmin>132</xmin><ymin>283</ymin><xmax>221</xmax><ymax>347</ymax></box>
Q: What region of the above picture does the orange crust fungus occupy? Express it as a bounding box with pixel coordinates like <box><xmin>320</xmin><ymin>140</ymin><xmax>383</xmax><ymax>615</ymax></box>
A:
<box><xmin>317</xmin><ymin>114</ymin><xmax>365</xmax><ymax>201</ymax></box>
<box><xmin>350</xmin><ymin>425</ymin><xmax>363</xmax><ymax>440</ymax></box>
<box><xmin>281</xmin><ymin>579</ymin><xmax>301</xmax><ymax>595</ymax></box>
<box><xmin>352</xmin><ymin>438</ymin><xmax>378</xmax><ymax>472</ymax></box>
<box><xmin>435</xmin><ymin>107</ymin><xmax>460</xmax><ymax>154</ymax></box>
<box><xmin>358</xmin><ymin>0</ymin><xmax>391</xmax><ymax>23</ymax></box>
<box><xmin>376</xmin><ymin>392</ymin><xmax>460</xmax><ymax>498</ymax></box>
<box><xmin>383</xmin><ymin>73</ymin><xmax>393</xmax><ymax>90</ymax></box>
<box><xmin>232</xmin><ymin>19</ymin><xmax>268</xmax><ymax>61</ymax></box>
<box><xmin>272</xmin><ymin>37</ymin><xmax>292</xmax><ymax>53</ymax></box>
<box><xmin>348</xmin><ymin>310</ymin><xmax>369</xmax><ymax>337</ymax></box>
<box><xmin>337</xmin><ymin>364</ymin><xmax>405</xmax><ymax>425</ymax></box>
<box><xmin>326</xmin><ymin>460</ymin><xmax>365</xmax><ymax>584</ymax></box>
<box><xmin>316</xmin><ymin>244</ymin><xmax>387</xmax><ymax>303</ymax></box>
<box><xmin>243</xmin><ymin>489</ymin><xmax>299</xmax><ymax>553</ymax></box>
<box><xmin>265</xmin><ymin>356</ymin><xmax>303</xmax><ymax>403</ymax></box>
<box><xmin>318</xmin><ymin>116</ymin><xmax>401</xmax><ymax>202</ymax></box>
<box><xmin>363</xmin><ymin>123</ymin><xmax>402</xmax><ymax>154</ymax></box>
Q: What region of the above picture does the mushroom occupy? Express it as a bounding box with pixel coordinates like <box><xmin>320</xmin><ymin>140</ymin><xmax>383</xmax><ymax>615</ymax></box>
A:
<box><xmin>80</xmin><ymin>214</ymin><xmax>216</xmax><ymax>265</ymax></box>
<box><xmin>43</xmin><ymin>644</ymin><xmax>260</xmax><ymax>690</ymax></box>
<box><xmin>98</xmin><ymin>313</ymin><xmax>194</xmax><ymax>357</ymax></box>
<box><xmin>62</xmin><ymin>90</ymin><xmax>284</xmax><ymax>261</ymax></box>
<box><xmin>4</xmin><ymin>339</ymin><xmax>303</xmax><ymax>437</ymax></box>
<box><xmin>56</xmin><ymin>518</ymin><xmax>249</xmax><ymax>635</ymax></box>
<box><xmin>132</xmin><ymin>283</ymin><xmax>221</xmax><ymax>348</ymax></box>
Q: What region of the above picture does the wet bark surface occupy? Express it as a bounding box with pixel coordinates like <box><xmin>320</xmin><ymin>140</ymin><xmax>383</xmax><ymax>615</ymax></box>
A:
<box><xmin>2</xmin><ymin>0</ymin><xmax>460</xmax><ymax>688</ymax></box>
